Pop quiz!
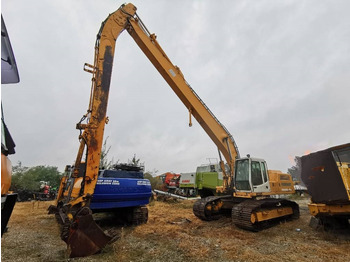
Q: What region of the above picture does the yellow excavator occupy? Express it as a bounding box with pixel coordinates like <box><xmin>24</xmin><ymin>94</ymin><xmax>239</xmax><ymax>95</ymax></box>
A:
<box><xmin>50</xmin><ymin>3</ymin><xmax>299</xmax><ymax>257</ymax></box>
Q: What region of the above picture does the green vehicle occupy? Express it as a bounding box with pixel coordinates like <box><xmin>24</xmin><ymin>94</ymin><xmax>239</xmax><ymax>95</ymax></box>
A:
<box><xmin>179</xmin><ymin>164</ymin><xmax>224</xmax><ymax>198</ymax></box>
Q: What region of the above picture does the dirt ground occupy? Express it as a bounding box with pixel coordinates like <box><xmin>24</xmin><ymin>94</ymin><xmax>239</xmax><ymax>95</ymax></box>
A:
<box><xmin>1</xmin><ymin>197</ymin><xmax>350</xmax><ymax>262</ymax></box>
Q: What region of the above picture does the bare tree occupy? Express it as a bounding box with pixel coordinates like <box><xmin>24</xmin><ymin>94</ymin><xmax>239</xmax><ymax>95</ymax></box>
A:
<box><xmin>100</xmin><ymin>137</ymin><xmax>118</xmax><ymax>169</ymax></box>
<box><xmin>287</xmin><ymin>156</ymin><xmax>304</xmax><ymax>185</ymax></box>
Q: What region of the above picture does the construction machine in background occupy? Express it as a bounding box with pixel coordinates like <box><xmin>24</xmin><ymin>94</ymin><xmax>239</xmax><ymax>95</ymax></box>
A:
<box><xmin>179</xmin><ymin>163</ymin><xmax>224</xmax><ymax>198</ymax></box>
<box><xmin>157</xmin><ymin>164</ymin><xmax>224</xmax><ymax>197</ymax></box>
<box><xmin>58</xmin><ymin>164</ymin><xmax>151</xmax><ymax>223</ymax></box>
<box><xmin>1</xmin><ymin>15</ymin><xmax>20</xmax><ymax>237</ymax></box>
<box><xmin>156</xmin><ymin>172</ymin><xmax>181</xmax><ymax>193</ymax></box>
<box><xmin>155</xmin><ymin>164</ymin><xmax>223</xmax><ymax>198</ymax></box>
<box><xmin>90</xmin><ymin>164</ymin><xmax>151</xmax><ymax>220</ymax></box>
<box><xmin>32</xmin><ymin>181</ymin><xmax>56</xmax><ymax>201</ymax></box>
<box><xmin>50</xmin><ymin>3</ymin><xmax>299</xmax><ymax>257</ymax></box>
<box><xmin>301</xmin><ymin>143</ymin><xmax>350</xmax><ymax>230</ymax></box>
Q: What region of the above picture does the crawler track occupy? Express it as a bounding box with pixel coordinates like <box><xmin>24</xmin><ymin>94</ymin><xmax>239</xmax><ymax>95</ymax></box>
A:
<box><xmin>130</xmin><ymin>206</ymin><xmax>148</xmax><ymax>225</ymax></box>
<box><xmin>232</xmin><ymin>198</ymin><xmax>299</xmax><ymax>231</ymax></box>
<box><xmin>193</xmin><ymin>196</ymin><xmax>300</xmax><ymax>231</ymax></box>
<box><xmin>193</xmin><ymin>196</ymin><xmax>225</xmax><ymax>221</ymax></box>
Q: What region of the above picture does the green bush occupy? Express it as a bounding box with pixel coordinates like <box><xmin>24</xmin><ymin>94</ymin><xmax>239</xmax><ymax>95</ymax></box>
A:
<box><xmin>10</xmin><ymin>163</ymin><xmax>62</xmax><ymax>192</ymax></box>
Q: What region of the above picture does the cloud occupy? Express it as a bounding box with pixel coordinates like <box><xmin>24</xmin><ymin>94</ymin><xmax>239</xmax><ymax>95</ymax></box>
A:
<box><xmin>2</xmin><ymin>0</ymin><xmax>349</xmax><ymax>175</ymax></box>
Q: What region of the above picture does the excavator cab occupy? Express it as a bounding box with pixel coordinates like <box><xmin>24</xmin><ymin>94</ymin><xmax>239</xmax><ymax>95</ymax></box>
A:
<box><xmin>234</xmin><ymin>157</ymin><xmax>271</xmax><ymax>193</ymax></box>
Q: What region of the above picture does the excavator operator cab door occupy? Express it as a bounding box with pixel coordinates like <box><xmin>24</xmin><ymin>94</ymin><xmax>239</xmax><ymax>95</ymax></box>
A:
<box><xmin>250</xmin><ymin>159</ymin><xmax>270</xmax><ymax>193</ymax></box>
<box><xmin>234</xmin><ymin>157</ymin><xmax>270</xmax><ymax>193</ymax></box>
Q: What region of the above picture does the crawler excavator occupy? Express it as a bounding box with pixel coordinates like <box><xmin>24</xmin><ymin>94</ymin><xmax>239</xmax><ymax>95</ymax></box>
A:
<box><xmin>50</xmin><ymin>3</ymin><xmax>299</xmax><ymax>257</ymax></box>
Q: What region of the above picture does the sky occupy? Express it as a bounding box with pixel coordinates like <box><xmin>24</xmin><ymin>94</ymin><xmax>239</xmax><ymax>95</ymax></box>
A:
<box><xmin>1</xmin><ymin>0</ymin><xmax>349</xmax><ymax>176</ymax></box>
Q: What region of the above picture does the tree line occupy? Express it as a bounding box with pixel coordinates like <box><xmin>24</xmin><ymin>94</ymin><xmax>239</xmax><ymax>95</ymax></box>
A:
<box><xmin>10</xmin><ymin>139</ymin><xmax>301</xmax><ymax>194</ymax></box>
<box><xmin>10</xmin><ymin>158</ymin><xmax>301</xmax><ymax>194</ymax></box>
<box><xmin>10</xmin><ymin>162</ymin><xmax>62</xmax><ymax>192</ymax></box>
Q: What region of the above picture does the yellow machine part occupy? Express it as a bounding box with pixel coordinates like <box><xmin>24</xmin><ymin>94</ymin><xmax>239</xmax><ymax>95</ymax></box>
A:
<box><xmin>268</xmin><ymin>170</ymin><xmax>295</xmax><ymax>195</ymax></box>
<box><xmin>251</xmin><ymin>207</ymin><xmax>293</xmax><ymax>223</ymax></box>
<box><xmin>205</xmin><ymin>199</ymin><xmax>224</xmax><ymax>212</ymax></box>
<box><xmin>337</xmin><ymin>162</ymin><xmax>350</xmax><ymax>200</ymax></box>
<box><xmin>61</xmin><ymin>177</ymin><xmax>83</xmax><ymax>199</ymax></box>
<box><xmin>1</xmin><ymin>153</ymin><xmax>12</xmax><ymax>195</ymax></box>
<box><xmin>308</xmin><ymin>203</ymin><xmax>350</xmax><ymax>217</ymax></box>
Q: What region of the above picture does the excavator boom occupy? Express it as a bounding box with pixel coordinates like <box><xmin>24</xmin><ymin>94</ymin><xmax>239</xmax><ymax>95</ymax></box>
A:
<box><xmin>126</xmin><ymin>17</ymin><xmax>240</xmax><ymax>189</ymax></box>
<box><xmin>53</xmin><ymin>3</ymin><xmax>240</xmax><ymax>257</ymax></box>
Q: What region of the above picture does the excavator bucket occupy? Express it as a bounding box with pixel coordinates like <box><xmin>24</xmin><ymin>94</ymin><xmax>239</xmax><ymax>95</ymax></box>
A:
<box><xmin>53</xmin><ymin>206</ymin><xmax>112</xmax><ymax>258</ymax></box>
<box><xmin>66</xmin><ymin>213</ymin><xmax>112</xmax><ymax>258</ymax></box>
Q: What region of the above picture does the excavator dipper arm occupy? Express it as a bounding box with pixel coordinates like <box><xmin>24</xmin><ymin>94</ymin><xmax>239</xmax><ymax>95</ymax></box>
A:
<box><xmin>51</xmin><ymin>4</ymin><xmax>137</xmax><ymax>257</ymax></box>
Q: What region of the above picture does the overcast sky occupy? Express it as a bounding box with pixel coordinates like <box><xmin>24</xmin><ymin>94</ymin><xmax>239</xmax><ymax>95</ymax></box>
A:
<box><xmin>2</xmin><ymin>0</ymin><xmax>349</xmax><ymax>175</ymax></box>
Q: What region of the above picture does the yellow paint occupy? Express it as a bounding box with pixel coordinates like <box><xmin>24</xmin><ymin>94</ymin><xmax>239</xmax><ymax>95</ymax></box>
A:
<box><xmin>252</xmin><ymin>207</ymin><xmax>293</xmax><ymax>223</ymax></box>
<box><xmin>308</xmin><ymin>203</ymin><xmax>350</xmax><ymax>216</ymax></box>
<box><xmin>1</xmin><ymin>153</ymin><xmax>12</xmax><ymax>195</ymax></box>
<box><xmin>337</xmin><ymin>162</ymin><xmax>350</xmax><ymax>200</ymax></box>
<box><xmin>268</xmin><ymin>170</ymin><xmax>295</xmax><ymax>195</ymax></box>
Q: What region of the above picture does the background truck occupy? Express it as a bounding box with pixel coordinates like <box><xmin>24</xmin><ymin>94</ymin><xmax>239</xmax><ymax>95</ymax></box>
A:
<box><xmin>179</xmin><ymin>164</ymin><xmax>223</xmax><ymax>198</ymax></box>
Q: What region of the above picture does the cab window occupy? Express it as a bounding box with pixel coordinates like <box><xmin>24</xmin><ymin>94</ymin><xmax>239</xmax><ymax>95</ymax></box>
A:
<box><xmin>251</xmin><ymin>161</ymin><xmax>263</xmax><ymax>186</ymax></box>
<box><xmin>261</xmin><ymin>162</ymin><xmax>268</xmax><ymax>182</ymax></box>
